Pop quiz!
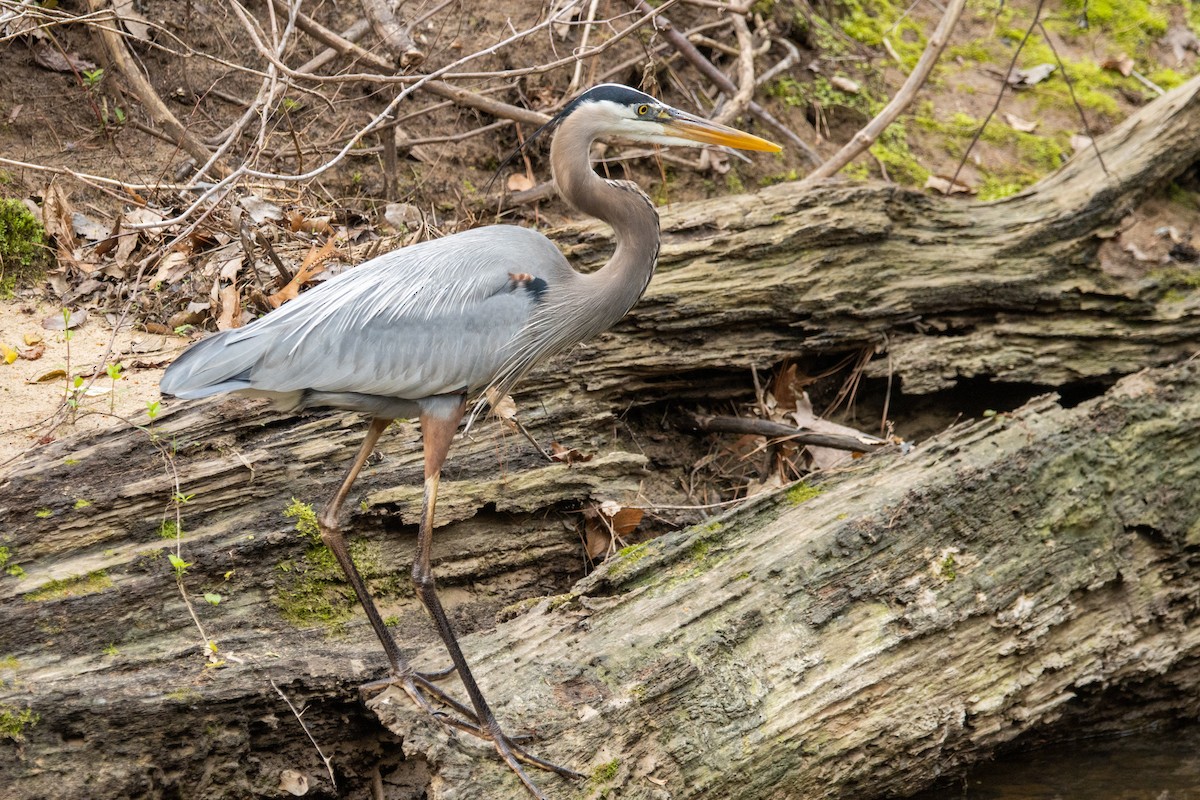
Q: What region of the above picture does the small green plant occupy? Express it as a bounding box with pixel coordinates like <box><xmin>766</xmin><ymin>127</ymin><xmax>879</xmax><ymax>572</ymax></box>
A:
<box><xmin>82</xmin><ymin>67</ymin><xmax>104</xmax><ymax>89</ymax></box>
<box><xmin>146</xmin><ymin>399</ymin><xmax>161</xmax><ymax>422</ymax></box>
<box><xmin>105</xmin><ymin>362</ymin><xmax>122</xmax><ymax>413</ymax></box>
<box><xmin>203</xmin><ymin>592</ymin><xmax>222</xmax><ymax>605</ymax></box>
<box><xmin>73</xmin><ymin>498</ymin><xmax>91</xmax><ymax>509</ymax></box>
<box><xmin>591</xmin><ymin>758</ymin><xmax>621</xmax><ymax>783</ymax></box>
<box><xmin>34</xmin><ymin>508</ymin><xmax>52</xmax><ymax>519</ymax></box>
<box><xmin>168</xmin><ymin>553</ymin><xmax>191</xmax><ymax>577</ymax></box>
<box><xmin>0</xmin><ymin>704</ymin><xmax>38</xmax><ymax>741</ymax></box>
<box><xmin>102</xmin><ymin>643</ymin><xmax>119</xmax><ymax>656</ymax></box>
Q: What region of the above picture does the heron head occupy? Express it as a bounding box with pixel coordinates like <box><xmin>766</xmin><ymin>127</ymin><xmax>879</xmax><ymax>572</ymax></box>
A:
<box><xmin>557</xmin><ymin>83</ymin><xmax>782</xmax><ymax>153</ymax></box>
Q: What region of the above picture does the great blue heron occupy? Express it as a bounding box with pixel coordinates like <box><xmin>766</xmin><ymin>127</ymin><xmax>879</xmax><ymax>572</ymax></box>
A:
<box><xmin>161</xmin><ymin>83</ymin><xmax>780</xmax><ymax>797</ymax></box>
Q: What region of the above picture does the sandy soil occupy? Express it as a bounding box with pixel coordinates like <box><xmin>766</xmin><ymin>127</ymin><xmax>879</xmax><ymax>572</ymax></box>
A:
<box><xmin>0</xmin><ymin>297</ymin><xmax>186</xmax><ymax>470</ymax></box>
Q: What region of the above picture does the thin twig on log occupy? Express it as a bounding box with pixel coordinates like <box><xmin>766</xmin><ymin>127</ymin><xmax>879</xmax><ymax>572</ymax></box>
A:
<box><xmin>627</xmin><ymin>0</ymin><xmax>823</xmax><ymax>166</ymax></box>
<box><xmin>801</xmin><ymin>0</ymin><xmax>966</xmax><ymax>183</ymax></box>
<box><xmin>1035</xmin><ymin>20</ymin><xmax>1108</xmax><ymax>176</ymax></box>
<box><xmin>686</xmin><ymin>413</ymin><xmax>887</xmax><ymax>452</ymax></box>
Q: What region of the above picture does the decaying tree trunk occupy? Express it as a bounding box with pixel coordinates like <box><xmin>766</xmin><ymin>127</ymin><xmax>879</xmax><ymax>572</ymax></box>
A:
<box><xmin>377</xmin><ymin>361</ymin><xmax>1200</xmax><ymax>799</ymax></box>
<box><xmin>1</xmin><ymin>77</ymin><xmax>1199</xmax><ymax>799</ymax></box>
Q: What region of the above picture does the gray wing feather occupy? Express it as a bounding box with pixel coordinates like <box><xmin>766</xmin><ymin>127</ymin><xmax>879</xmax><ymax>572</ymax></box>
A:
<box><xmin>161</xmin><ymin>225</ymin><xmax>569</xmax><ymax>402</ymax></box>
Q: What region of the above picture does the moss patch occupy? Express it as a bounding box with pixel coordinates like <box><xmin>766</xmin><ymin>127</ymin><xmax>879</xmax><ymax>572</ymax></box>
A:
<box><xmin>787</xmin><ymin>482</ymin><xmax>824</xmax><ymax>505</ymax></box>
<box><xmin>273</xmin><ymin>499</ymin><xmax>388</xmax><ymax>629</ymax></box>
<box><xmin>0</xmin><ymin>199</ymin><xmax>48</xmax><ymax>292</ymax></box>
<box><xmin>24</xmin><ymin>570</ymin><xmax>113</xmax><ymax>602</ymax></box>
<box><xmin>0</xmin><ymin>704</ymin><xmax>39</xmax><ymax>741</ymax></box>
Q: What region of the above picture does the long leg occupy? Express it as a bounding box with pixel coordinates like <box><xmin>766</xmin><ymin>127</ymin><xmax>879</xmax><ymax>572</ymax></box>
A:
<box><xmin>317</xmin><ymin>417</ymin><xmax>409</xmax><ymax>672</ymax></box>
<box><xmin>317</xmin><ymin>417</ymin><xmax>479</xmax><ymax>726</ymax></box>
<box><xmin>414</xmin><ymin>400</ymin><xmax>582</xmax><ymax>797</ymax></box>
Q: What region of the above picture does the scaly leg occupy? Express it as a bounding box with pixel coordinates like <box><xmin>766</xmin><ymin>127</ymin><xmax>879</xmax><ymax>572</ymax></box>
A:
<box><xmin>317</xmin><ymin>417</ymin><xmax>479</xmax><ymax>729</ymax></box>
<box><xmin>414</xmin><ymin>400</ymin><xmax>583</xmax><ymax>798</ymax></box>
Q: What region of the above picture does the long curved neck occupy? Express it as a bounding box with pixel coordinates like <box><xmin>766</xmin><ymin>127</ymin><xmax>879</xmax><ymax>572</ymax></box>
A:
<box><xmin>550</xmin><ymin>108</ymin><xmax>660</xmax><ymax>329</ymax></box>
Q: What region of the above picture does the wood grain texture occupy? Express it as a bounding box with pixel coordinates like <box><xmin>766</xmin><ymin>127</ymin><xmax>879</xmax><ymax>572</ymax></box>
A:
<box><xmin>384</xmin><ymin>362</ymin><xmax>1200</xmax><ymax>799</ymax></box>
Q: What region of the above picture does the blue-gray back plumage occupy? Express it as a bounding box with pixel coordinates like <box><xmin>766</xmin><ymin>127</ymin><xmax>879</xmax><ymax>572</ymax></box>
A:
<box><xmin>160</xmin><ymin>225</ymin><xmax>571</xmax><ymax>416</ymax></box>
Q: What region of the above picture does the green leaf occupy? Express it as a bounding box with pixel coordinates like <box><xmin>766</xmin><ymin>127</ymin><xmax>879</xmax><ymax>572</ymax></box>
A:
<box><xmin>203</xmin><ymin>593</ymin><xmax>222</xmax><ymax>605</ymax></box>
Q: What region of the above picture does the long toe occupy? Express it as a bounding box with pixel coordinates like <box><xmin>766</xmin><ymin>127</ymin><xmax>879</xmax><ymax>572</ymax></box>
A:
<box><xmin>490</xmin><ymin>726</ymin><xmax>584</xmax><ymax>798</ymax></box>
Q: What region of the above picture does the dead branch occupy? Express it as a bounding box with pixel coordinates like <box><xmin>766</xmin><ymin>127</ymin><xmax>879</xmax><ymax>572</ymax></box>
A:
<box><xmin>802</xmin><ymin>0</ymin><xmax>966</xmax><ymax>183</ymax></box>
<box><xmin>686</xmin><ymin>412</ymin><xmax>888</xmax><ymax>452</ymax></box>
<box><xmin>82</xmin><ymin>0</ymin><xmax>229</xmax><ymax>178</ymax></box>
<box><xmin>359</xmin><ymin>0</ymin><xmax>424</xmax><ymax>67</ymax></box>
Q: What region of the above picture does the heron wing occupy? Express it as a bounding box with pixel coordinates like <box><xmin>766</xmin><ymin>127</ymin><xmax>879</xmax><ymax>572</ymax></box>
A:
<box><xmin>161</xmin><ymin>225</ymin><xmax>568</xmax><ymax>401</ymax></box>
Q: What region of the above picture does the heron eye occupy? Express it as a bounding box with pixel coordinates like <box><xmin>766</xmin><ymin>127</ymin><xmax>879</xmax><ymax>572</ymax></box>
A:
<box><xmin>637</xmin><ymin>104</ymin><xmax>649</xmax><ymax>116</ymax></box>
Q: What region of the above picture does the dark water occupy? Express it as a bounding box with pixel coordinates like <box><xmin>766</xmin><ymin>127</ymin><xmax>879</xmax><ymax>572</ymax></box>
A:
<box><xmin>908</xmin><ymin>724</ymin><xmax>1200</xmax><ymax>800</ymax></box>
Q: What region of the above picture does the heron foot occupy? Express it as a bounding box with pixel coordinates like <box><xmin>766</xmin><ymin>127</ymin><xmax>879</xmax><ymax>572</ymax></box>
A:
<box><xmin>360</xmin><ymin>668</ymin><xmax>484</xmax><ymax>733</ymax></box>
<box><xmin>488</xmin><ymin>724</ymin><xmax>586</xmax><ymax>799</ymax></box>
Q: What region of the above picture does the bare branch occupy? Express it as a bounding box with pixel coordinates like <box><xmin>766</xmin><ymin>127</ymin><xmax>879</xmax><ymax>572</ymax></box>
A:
<box><xmin>82</xmin><ymin>0</ymin><xmax>230</xmax><ymax>178</ymax></box>
<box><xmin>801</xmin><ymin>0</ymin><xmax>966</xmax><ymax>184</ymax></box>
<box><xmin>360</xmin><ymin>0</ymin><xmax>425</xmax><ymax>66</ymax></box>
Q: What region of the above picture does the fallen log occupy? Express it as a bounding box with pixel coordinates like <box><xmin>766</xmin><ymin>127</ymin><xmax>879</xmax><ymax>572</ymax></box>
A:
<box><xmin>1</xmin><ymin>74</ymin><xmax>1199</xmax><ymax>800</ymax></box>
<box><xmin>378</xmin><ymin>362</ymin><xmax>1200</xmax><ymax>798</ymax></box>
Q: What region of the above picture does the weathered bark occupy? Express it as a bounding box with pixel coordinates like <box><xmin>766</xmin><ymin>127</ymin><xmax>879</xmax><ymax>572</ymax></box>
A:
<box><xmin>1</xmin><ymin>76</ymin><xmax>1199</xmax><ymax>799</ymax></box>
<box><xmin>376</xmin><ymin>361</ymin><xmax>1200</xmax><ymax>799</ymax></box>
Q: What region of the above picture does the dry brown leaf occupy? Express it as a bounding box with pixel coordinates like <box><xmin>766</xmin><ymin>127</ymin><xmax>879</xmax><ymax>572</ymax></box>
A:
<box><xmin>584</xmin><ymin>523</ymin><xmax>611</xmax><ymax>560</ymax></box>
<box><xmin>925</xmin><ymin>174</ymin><xmax>975</xmax><ymax>195</ymax></box>
<box><xmin>285</xmin><ymin>210</ymin><xmax>334</xmax><ymax>235</ymax></box>
<box><xmin>31</xmin><ymin>369</ymin><xmax>67</xmax><ymax>383</ymax></box>
<box><xmin>216</xmin><ymin>285</ymin><xmax>242</xmax><ymax>330</ymax></box>
<box><xmin>1100</xmin><ymin>53</ymin><xmax>1135</xmax><ymax>77</ymax></box>
<box><xmin>42</xmin><ymin>308</ymin><xmax>87</xmax><ymax>330</ymax></box>
<box><xmin>112</xmin><ymin>0</ymin><xmax>152</xmax><ymax>41</ymax></box>
<box><xmin>19</xmin><ymin>342</ymin><xmax>46</xmax><ymax>361</ymax></box>
<box><xmin>277</xmin><ymin>769</ymin><xmax>308</xmax><ymax>796</ymax></box>
<box><xmin>267</xmin><ymin>238</ymin><xmax>337</xmax><ymax>308</ymax></box>
<box><xmin>830</xmin><ymin>75</ymin><xmax>860</xmax><ymax>94</ymax></box>
<box><xmin>41</xmin><ymin>184</ymin><xmax>77</xmax><ymax>251</ymax></box>
<box><xmin>31</xmin><ymin>40</ymin><xmax>96</xmax><ymax>73</ymax></box>
<box><xmin>384</xmin><ymin>203</ymin><xmax>422</xmax><ymax>231</ymax></box>
<box><xmin>609</xmin><ymin>507</ymin><xmax>644</xmax><ymax>537</ymax></box>
<box><xmin>506</xmin><ymin>174</ymin><xmax>535</xmax><ymax>192</ymax></box>
<box><xmin>1007</xmin><ymin>63</ymin><xmax>1056</xmax><ymax>87</ymax></box>
<box><xmin>154</xmin><ymin>251</ymin><xmax>191</xmax><ymax>285</ymax></box>
<box><xmin>239</xmin><ymin>194</ymin><xmax>283</xmax><ymax>224</ymax></box>
<box><xmin>1003</xmin><ymin>113</ymin><xmax>1038</xmax><ymax>133</ymax></box>
<box><xmin>550</xmin><ymin>442</ymin><xmax>593</xmax><ymax>464</ymax></box>
<box><xmin>485</xmin><ymin>389</ymin><xmax>517</xmax><ymax>421</ymax></box>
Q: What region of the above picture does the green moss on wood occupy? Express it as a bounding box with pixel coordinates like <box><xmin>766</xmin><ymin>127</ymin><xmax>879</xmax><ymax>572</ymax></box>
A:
<box><xmin>273</xmin><ymin>498</ymin><xmax>388</xmax><ymax>629</ymax></box>
<box><xmin>24</xmin><ymin>570</ymin><xmax>113</xmax><ymax>602</ymax></box>
<box><xmin>0</xmin><ymin>704</ymin><xmax>38</xmax><ymax>741</ymax></box>
<box><xmin>787</xmin><ymin>482</ymin><xmax>824</xmax><ymax>505</ymax></box>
